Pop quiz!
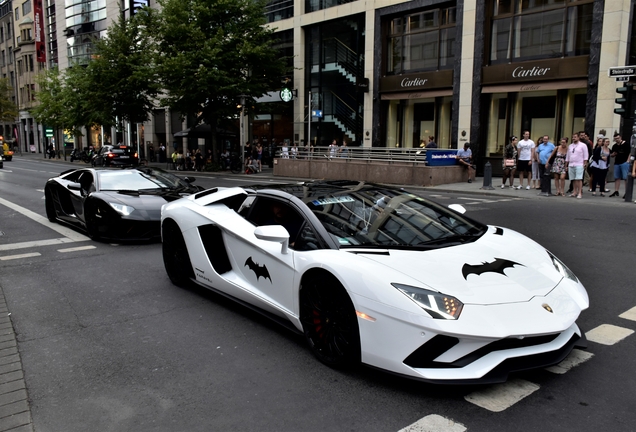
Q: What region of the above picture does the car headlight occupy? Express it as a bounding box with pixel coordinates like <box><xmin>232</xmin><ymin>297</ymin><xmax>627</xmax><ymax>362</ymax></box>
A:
<box><xmin>108</xmin><ymin>202</ymin><xmax>135</xmax><ymax>216</ymax></box>
<box><xmin>547</xmin><ymin>251</ymin><xmax>578</xmax><ymax>282</ymax></box>
<box><xmin>392</xmin><ymin>283</ymin><xmax>463</xmax><ymax>320</ymax></box>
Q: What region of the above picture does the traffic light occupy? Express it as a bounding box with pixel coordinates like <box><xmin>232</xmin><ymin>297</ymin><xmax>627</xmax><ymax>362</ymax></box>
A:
<box><xmin>614</xmin><ymin>84</ymin><xmax>634</xmax><ymax>118</ymax></box>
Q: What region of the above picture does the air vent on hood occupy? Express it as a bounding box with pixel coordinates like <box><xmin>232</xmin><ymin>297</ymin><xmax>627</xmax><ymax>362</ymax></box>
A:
<box><xmin>494</xmin><ymin>227</ymin><xmax>504</xmax><ymax>236</ymax></box>
<box><xmin>195</xmin><ymin>188</ymin><xmax>218</xmax><ymax>199</ymax></box>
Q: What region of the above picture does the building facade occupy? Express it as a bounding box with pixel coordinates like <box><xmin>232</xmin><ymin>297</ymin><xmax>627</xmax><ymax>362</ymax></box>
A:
<box><xmin>268</xmin><ymin>0</ymin><xmax>636</xmax><ymax>170</ymax></box>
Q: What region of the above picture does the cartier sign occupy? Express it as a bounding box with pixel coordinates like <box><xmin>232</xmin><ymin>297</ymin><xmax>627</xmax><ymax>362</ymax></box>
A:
<box><xmin>482</xmin><ymin>56</ymin><xmax>589</xmax><ymax>85</ymax></box>
<box><xmin>380</xmin><ymin>70</ymin><xmax>453</xmax><ymax>93</ymax></box>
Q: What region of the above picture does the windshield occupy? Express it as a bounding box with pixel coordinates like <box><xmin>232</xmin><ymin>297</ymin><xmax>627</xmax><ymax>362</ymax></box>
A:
<box><xmin>97</xmin><ymin>169</ymin><xmax>189</xmax><ymax>191</ymax></box>
<box><xmin>305</xmin><ymin>187</ymin><xmax>485</xmax><ymax>248</ymax></box>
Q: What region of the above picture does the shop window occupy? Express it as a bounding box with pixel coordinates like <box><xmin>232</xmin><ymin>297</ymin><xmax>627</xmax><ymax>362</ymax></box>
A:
<box><xmin>489</xmin><ymin>0</ymin><xmax>592</xmax><ymax>64</ymax></box>
<box><xmin>387</xmin><ymin>6</ymin><xmax>456</xmax><ymax>74</ymax></box>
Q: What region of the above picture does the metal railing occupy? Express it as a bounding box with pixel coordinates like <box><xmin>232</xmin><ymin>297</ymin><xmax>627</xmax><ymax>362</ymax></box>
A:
<box><xmin>276</xmin><ymin>146</ymin><xmax>433</xmax><ymax>164</ymax></box>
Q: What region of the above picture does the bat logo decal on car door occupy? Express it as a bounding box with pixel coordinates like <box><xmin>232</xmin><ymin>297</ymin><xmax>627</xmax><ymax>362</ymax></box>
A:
<box><xmin>245</xmin><ymin>257</ymin><xmax>272</xmax><ymax>282</ymax></box>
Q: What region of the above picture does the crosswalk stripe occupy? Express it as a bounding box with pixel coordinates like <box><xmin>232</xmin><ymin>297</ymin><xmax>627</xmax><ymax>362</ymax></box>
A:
<box><xmin>586</xmin><ymin>324</ymin><xmax>634</xmax><ymax>345</ymax></box>
<box><xmin>545</xmin><ymin>349</ymin><xmax>594</xmax><ymax>374</ymax></box>
<box><xmin>0</xmin><ymin>252</ymin><xmax>41</xmax><ymax>261</ymax></box>
<box><xmin>58</xmin><ymin>246</ymin><xmax>97</xmax><ymax>253</ymax></box>
<box><xmin>399</xmin><ymin>414</ymin><xmax>467</xmax><ymax>432</ymax></box>
<box><xmin>619</xmin><ymin>306</ymin><xmax>636</xmax><ymax>322</ymax></box>
<box><xmin>0</xmin><ymin>238</ymin><xmax>77</xmax><ymax>252</ymax></box>
<box><xmin>464</xmin><ymin>379</ymin><xmax>540</xmax><ymax>412</ymax></box>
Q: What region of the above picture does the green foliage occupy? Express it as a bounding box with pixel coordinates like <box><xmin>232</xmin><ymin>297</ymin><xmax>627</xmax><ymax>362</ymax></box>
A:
<box><xmin>0</xmin><ymin>77</ymin><xmax>18</xmax><ymax>123</ymax></box>
<box><xmin>154</xmin><ymin>0</ymin><xmax>291</xmax><ymax>125</ymax></box>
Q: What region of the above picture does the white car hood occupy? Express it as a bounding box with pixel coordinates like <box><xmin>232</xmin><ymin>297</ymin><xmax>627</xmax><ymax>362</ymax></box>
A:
<box><xmin>357</xmin><ymin>226</ymin><xmax>562</xmax><ymax>305</ymax></box>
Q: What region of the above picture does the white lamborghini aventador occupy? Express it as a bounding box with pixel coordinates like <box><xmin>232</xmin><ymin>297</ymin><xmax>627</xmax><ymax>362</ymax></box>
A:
<box><xmin>160</xmin><ymin>181</ymin><xmax>589</xmax><ymax>383</ymax></box>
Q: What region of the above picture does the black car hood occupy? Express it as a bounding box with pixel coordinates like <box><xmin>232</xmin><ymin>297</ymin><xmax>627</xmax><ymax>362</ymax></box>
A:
<box><xmin>94</xmin><ymin>190</ymin><xmax>186</xmax><ymax>220</ymax></box>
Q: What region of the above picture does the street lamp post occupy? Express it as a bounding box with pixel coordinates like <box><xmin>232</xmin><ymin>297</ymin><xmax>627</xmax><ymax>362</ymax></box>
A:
<box><xmin>239</xmin><ymin>95</ymin><xmax>247</xmax><ymax>174</ymax></box>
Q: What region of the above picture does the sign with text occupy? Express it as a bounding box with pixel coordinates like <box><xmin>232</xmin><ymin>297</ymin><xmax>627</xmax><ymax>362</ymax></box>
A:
<box><xmin>608</xmin><ymin>66</ymin><xmax>636</xmax><ymax>78</ymax></box>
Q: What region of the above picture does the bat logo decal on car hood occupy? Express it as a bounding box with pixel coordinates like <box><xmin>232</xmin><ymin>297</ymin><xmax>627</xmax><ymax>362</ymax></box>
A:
<box><xmin>245</xmin><ymin>257</ymin><xmax>272</xmax><ymax>282</ymax></box>
<box><xmin>461</xmin><ymin>258</ymin><xmax>523</xmax><ymax>280</ymax></box>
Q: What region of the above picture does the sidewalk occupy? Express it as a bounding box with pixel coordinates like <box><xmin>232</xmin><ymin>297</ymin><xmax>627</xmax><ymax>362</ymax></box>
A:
<box><xmin>10</xmin><ymin>151</ymin><xmax>635</xmax><ymax>204</ymax></box>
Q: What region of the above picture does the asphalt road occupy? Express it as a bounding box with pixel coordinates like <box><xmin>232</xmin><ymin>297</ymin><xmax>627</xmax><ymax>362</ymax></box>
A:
<box><xmin>0</xmin><ymin>157</ymin><xmax>635</xmax><ymax>431</ymax></box>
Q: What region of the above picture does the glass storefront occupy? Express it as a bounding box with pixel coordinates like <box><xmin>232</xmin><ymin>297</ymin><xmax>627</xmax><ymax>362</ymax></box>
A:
<box><xmin>484</xmin><ymin>88</ymin><xmax>587</xmax><ymax>158</ymax></box>
<box><xmin>384</xmin><ymin>96</ymin><xmax>452</xmax><ymax>148</ymax></box>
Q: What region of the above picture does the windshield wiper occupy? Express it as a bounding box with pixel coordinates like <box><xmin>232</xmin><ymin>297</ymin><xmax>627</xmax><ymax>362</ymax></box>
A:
<box><xmin>421</xmin><ymin>231</ymin><xmax>484</xmax><ymax>246</ymax></box>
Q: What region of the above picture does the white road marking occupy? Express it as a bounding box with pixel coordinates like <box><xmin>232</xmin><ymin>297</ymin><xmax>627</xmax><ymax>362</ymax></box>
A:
<box><xmin>619</xmin><ymin>306</ymin><xmax>636</xmax><ymax>322</ymax></box>
<box><xmin>463</xmin><ymin>202</ymin><xmax>482</xmax><ymax>205</ymax></box>
<box><xmin>58</xmin><ymin>245</ymin><xmax>96</xmax><ymax>253</ymax></box>
<box><xmin>0</xmin><ymin>238</ymin><xmax>77</xmax><ymax>252</ymax></box>
<box><xmin>0</xmin><ymin>196</ymin><xmax>89</xmax><ymax>242</ymax></box>
<box><xmin>399</xmin><ymin>414</ymin><xmax>467</xmax><ymax>432</ymax></box>
<box><xmin>457</xmin><ymin>197</ymin><xmax>496</xmax><ymax>203</ymax></box>
<box><xmin>464</xmin><ymin>379</ymin><xmax>540</xmax><ymax>412</ymax></box>
<box><xmin>0</xmin><ymin>252</ymin><xmax>41</xmax><ymax>261</ymax></box>
<box><xmin>0</xmin><ymin>170</ymin><xmax>13</xmax><ymax>172</ymax></box>
<box><xmin>545</xmin><ymin>349</ymin><xmax>594</xmax><ymax>374</ymax></box>
<box><xmin>586</xmin><ymin>324</ymin><xmax>634</xmax><ymax>345</ymax></box>
<box><xmin>36</xmin><ymin>189</ymin><xmax>44</xmax><ymax>192</ymax></box>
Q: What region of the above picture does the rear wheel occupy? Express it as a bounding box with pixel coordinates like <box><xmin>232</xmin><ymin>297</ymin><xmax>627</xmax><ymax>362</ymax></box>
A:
<box><xmin>300</xmin><ymin>273</ymin><xmax>360</xmax><ymax>367</ymax></box>
<box><xmin>45</xmin><ymin>188</ymin><xmax>56</xmax><ymax>222</ymax></box>
<box><xmin>162</xmin><ymin>220</ymin><xmax>194</xmax><ymax>287</ymax></box>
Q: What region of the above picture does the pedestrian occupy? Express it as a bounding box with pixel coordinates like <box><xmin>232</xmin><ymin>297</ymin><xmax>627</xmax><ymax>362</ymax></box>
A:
<box><xmin>425</xmin><ymin>136</ymin><xmax>437</xmax><ymax>148</ymax></box>
<box><xmin>587</xmin><ymin>135</ymin><xmax>604</xmax><ymax>191</ymax></box>
<box><xmin>171</xmin><ymin>149</ymin><xmax>178</xmax><ymax>170</ymax></box>
<box><xmin>281</xmin><ymin>141</ymin><xmax>289</xmax><ymax>159</ymax></box>
<box><xmin>590</xmin><ymin>138</ymin><xmax>610</xmax><ymax>196</ymax></box>
<box><xmin>148</xmin><ymin>145</ymin><xmax>155</xmax><ymax>162</ymax></box>
<box><xmin>536</xmin><ymin>135</ymin><xmax>555</xmax><ymax>195</ymax></box>
<box><xmin>532</xmin><ymin>135</ymin><xmax>543</xmax><ymax>189</ymax></box>
<box><xmin>339</xmin><ymin>140</ymin><xmax>349</xmax><ymax>158</ymax></box>
<box><xmin>515</xmin><ymin>130</ymin><xmax>535</xmax><ymax>190</ymax></box>
<box><xmin>565</xmin><ymin>132</ymin><xmax>589</xmax><ymax>199</ymax></box>
<box><xmin>501</xmin><ymin>136</ymin><xmax>517</xmax><ymax>188</ymax></box>
<box><xmin>456</xmin><ymin>142</ymin><xmax>475</xmax><ymax>183</ymax></box>
<box><xmin>291</xmin><ymin>142</ymin><xmax>298</xmax><ymax>159</ymax></box>
<box><xmin>329</xmin><ymin>139</ymin><xmax>338</xmax><ymax>158</ymax></box>
<box><xmin>194</xmin><ymin>149</ymin><xmax>204</xmax><ymax>171</ymax></box>
<box><xmin>256</xmin><ymin>142</ymin><xmax>263</xmax><ymax>171</ymax></box>
<box><xmin>549</xmin><ymin>138</ymin><xmax>568</xmax><ymax>196</ymax></box>
<box><xmin>609</xmin><ymin>132</ymin><xmax>630</xmax><ymax>197</ymax></box>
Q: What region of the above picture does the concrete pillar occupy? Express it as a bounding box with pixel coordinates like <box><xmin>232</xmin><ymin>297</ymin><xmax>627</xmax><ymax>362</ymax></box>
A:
<box><xmin>457</xmin><ymin>0</ymin><xmax>477</xmax><ymax>148</ymax></box>
<box><xmin>595</xmin><ymin>0</ymin><xmax>633</xmax><ymax>138</ymax></box>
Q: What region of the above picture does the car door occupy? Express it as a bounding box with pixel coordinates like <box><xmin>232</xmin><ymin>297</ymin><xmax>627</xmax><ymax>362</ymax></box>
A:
<box><xmin>223</xmin><ymin>196</ymin><xmax>302</xmax><ymax>316</ymax></box>
<box><xmin>69</xmin><ymin>171</ymin><xmax>95</xmax><ymax>225</ymax></box>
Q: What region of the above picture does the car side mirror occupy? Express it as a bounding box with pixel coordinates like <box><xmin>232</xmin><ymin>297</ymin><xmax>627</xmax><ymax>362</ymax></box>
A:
<box><xmin>448</xmin><ymin>204</ymin><xmax>467</xmax><ymax>214</ymax></box>
<box><xmin>183</xmin><ymin>177</ymin><xmax>196</xmax><ymax>183</ymax></box>
<box><xmin>67</xmin><ymin>182</ymin><xmax>82</xmax><ymax>192</ymax></box>
<box><xmin>254</xmin><ymin>225</ymin><xmax>290</xmax><ymax>254</ymax></box>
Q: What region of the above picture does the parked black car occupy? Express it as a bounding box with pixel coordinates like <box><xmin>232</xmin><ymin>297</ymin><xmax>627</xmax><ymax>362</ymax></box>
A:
<box><xmin>91</xmin><ymin>145</ymin><xmax>139</xmax><ymax>167</ymax></box>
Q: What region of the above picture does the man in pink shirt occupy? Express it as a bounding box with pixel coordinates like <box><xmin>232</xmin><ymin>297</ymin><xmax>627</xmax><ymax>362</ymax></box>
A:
<box><xmin>565</xmin><ymin>132</ymin><xmax>589</xmax><ymax>199</ymax></box>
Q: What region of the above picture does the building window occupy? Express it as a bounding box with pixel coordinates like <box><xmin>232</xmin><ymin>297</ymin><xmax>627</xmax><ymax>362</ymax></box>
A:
<box><xmin>27</xmin><ymin>54</ymin><xmax>33</xmax><ymax>71</ymax></box>
<box><xmin>22</xmin><ymin>0</ymin><xmax>31</xmax><ymax>16</ymax></box>
<box><xmin>0</xmin><ymin>28</ymin><xmax>4</xmax><ymax>43</ymax></box>
<box><xmin>387</xmin><ymin>7</ymin><xmax>456</xmax><ymax>74</ymax></box>
<box><xmin>7</xmin><ymin>23</ymin><xmax>11</xmax><ymax>38</ymax></box>
<box><xmin>265</xmin><ymin>0</ymin><xmax>293</xmax><ymax>23</ymax></box>
<box><xmin>14</xmin><ymin>7</ymin><xmax>18</xmax><ymax>20</ymax></box>
<box><xmin>8</xmin><ymin>47</ymin><xmax>12</xmax><ymax>64</ymax></box>
<box><xmin>31</xmin><ymin>83</ymin><xmax>35</xmax><ymax>100</ymax></box>
<box><xmin>1</xmin><ymin>50</ymin><xmax>4</xmax><ymax>67</ymax></box>
<box><xmin>489</xmin><ymin>0</ymin><xmax>593</xmax><ymax>64</ymax></box>
<box><xmin>17</xmin><ymin>59</ymin><xmax>22</xmax><ymax>75</ymax></box>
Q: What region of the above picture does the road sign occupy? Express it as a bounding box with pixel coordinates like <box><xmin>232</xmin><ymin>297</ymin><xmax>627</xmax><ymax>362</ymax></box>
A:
<box><xmin>45</xmin><ymin>127</ymin><xmax>53</xmax><ymax>137</ymax></box>
<box><xmin>608</xmin><ymin>66</ymin><xmax>636</xmax><ymax>78</ymax></box>
<box><xmin>616</xmin><ymin>76</ymin><xmax>630</xmax><ymax>82</ymax></box>
<box><xmin>312</xmin><ymin>110</ymin><xmax>322</xmax><ymax>118</ymax></box>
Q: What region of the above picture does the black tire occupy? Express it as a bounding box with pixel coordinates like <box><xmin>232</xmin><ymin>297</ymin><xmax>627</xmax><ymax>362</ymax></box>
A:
<box><xmin>45</xmin><ymin>188</ymin><xmax>56</xmax><ymax>222</ymax></box>
<box><xmin>162</xmin><ymin>220</ymin><xmax>194</xmax><ymax>287</ymax></box>
<box><xmin>300</xmin><ymin>273</ymin><xmax>360</xmax><ymax>367</ymax></box>
<box><xmin>84</xmin><ymin>202</ymin><xmax>103</xmax><ymax>240</ymax></box>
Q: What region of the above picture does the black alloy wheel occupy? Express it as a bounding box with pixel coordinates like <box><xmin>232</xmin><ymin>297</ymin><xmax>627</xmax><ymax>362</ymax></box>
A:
<box><xmin>300</xmin><ymin>274</ymin><xmax>361</xmax><ymax>367</ymax></box>
<box><xmin>162</xmin><ymin>219</ymin><xmax>194</xmax><ymax>287</ymax></box>
<box><xmin>84</xmin><ymin>203</ymin><xmax>102</xmax><ymax>240</ymax></box>
<box><xmin>45</xmin><ymin>188</ymin><xmax>57</xmax><ymax>222</ymax></box>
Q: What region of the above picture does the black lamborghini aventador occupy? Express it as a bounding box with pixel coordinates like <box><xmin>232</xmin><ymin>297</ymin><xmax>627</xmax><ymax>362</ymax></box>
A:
<box><xmin>45</xmin><ymin>167</ymin><xmax>203</xmax><ymax>241</ymax></box>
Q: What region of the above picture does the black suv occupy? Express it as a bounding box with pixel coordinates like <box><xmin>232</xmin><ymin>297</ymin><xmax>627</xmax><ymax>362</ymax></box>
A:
<box><xmin>91</xmin><ymin>145</ymin><xmax>139</xmax><ymax>167</ymax></box>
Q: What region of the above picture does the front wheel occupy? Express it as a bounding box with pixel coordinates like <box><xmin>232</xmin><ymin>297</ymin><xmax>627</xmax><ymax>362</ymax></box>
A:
<box><xmin>162</xmin><ymin>220</ymin><xmax>194</xmax><ymax>287</ymax></box>
<box><xmin>45</xmin><ymin>188</ymin><xmax>56</xmax><ymax>222</ymax></box>
<box><xmin>300</xmin><ymin>274</ymin><xmax>360</xmax><ymax>367</ymax></box>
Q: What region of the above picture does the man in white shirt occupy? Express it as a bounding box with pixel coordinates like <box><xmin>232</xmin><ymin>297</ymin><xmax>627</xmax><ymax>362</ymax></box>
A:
<box><xmin>516</xmin><ymin>130</ymin><xmax>535</xmax><ymax>190</ymax></box>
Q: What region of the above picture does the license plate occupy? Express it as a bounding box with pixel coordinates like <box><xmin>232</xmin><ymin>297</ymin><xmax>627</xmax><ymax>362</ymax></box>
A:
<box><xmin>119</xmin><ymin>156</ymin><xmax>129</xmax><ymax>159</ymax></box>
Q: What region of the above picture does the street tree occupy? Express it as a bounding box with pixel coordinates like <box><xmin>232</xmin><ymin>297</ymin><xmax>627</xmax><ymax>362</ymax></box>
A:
<box><xmin>0</xmin><ymin>77</ymin><xmax>18</xmax><ymax>123</ymax></box>
<box><xmin>88</xmin><ymin>9</ymin><xmax>160</xmax><ymax>135</ymax></box>
<box><xmin>154</xmin><ymin>0</ymin><xmax>290</xmax><ymax>151</ymax></box>
<box><xmin>32</xmin><ymin>68</ymin><xmax>65</xmax><ymax>138</ymax></box>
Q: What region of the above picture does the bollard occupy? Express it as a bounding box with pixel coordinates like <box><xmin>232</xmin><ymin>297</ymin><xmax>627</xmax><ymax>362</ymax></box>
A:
<box><xmin>625</xmin><ymin>174</ymin><xmax>634</xmax><ymax>202</ymax></box>
<box><xmin>481</xmin><ymin>161</ymin><xmax>495</xmax><ymax>190</ymax></box>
